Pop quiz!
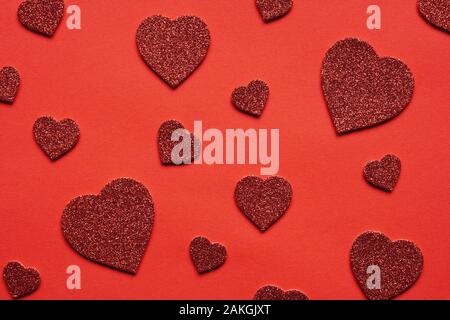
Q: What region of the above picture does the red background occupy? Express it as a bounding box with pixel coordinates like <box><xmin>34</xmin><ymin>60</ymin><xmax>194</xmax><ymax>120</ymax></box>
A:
<box><xmin>0</xmin><ymin>0</ymin><xmax>449</xmax><ymax>300</ymax></box>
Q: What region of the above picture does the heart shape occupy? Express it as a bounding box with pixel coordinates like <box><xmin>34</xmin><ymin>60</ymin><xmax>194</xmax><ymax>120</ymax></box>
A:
<box><xmin>136</xmin><ymin>15</ymin><xmax>210</xmax><ymax>88</ymax></box>
<box><xmin>189</xmin><ymin>236</ymin><xmax>227</xmax><ymax>274</ymax></box>
<box><xmin>232</xmin><ymin>80</ymin><xmax>269</xmax><ymax>117</ymax></box>
<box><xmin>33</xmin><ymin>116</ymin><xmax>80</xmax><ymax>161</ymax></box>
<box><xmin>418</xmin><ymin>0</ymin><xmax>450</xmax><ymax>33</ymax></box>
<box><xmin>363</xmin><ymin>154</ymin><xmax>401</xmax><ymax>192</ymax></box>
<box><xmin>235</xmin><ymin>176</ymin><xmax>292</xmax><ymax>231</ymax></box>
<box><xmin>18</xmin><ymin>0</ymin><xmax>65</xmax><ymax>37</ymax></box>
<box><xmin>254</xmin><ymin>285</ymin><xmax>308</xmax><ymax>300</ymax></box>
<box><xmin>3</xmin><ymin>261</ymin><xmax>41</xmax><ymax>299</ymax></box>
<box><xmin>256</xmin><ymin>0</ymin><xmax>293</xmax><ymax>22</ymax></box>
<box><xmin>0</xmin><ymin>67</ymin><xmax>21</xmax><ymax>104</ymax></box>
<box><xmin>61</xmin><ymin>178</ymin><xmax>154</xmax><ymax>274</ymax></box>
<box><xmin>321</xmin><ymin>38</ymin><xmax>414</xmax><ymax>134</ymax></box>
<box><xmin>350</xmin><ymin>231</ymin><xmax>423</xmax><ymax>300</ymax></box>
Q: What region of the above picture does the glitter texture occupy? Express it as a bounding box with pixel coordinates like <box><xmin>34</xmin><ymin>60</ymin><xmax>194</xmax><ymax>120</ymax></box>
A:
<box><xmin>18</xmin><ymin>0</ymin><xmax>65</xmax><ymax>37</ymax></box>
<box><xmin>256</xmin><ymin>0</ymin><xmax>293</xmax><ymax>22</ymax></box>
<box><xmin>3</xmin><ymin>261</ymin><xmax>40</xmax><ymax>299</ymax></box>
<box><xmin>363</xmin><ymin>154</ymin><xmax>401</xmax><ymax>192</ymax></box>
<box><xmin>254</xmin><ymin>285</ymin><xmax>308</xmax><ymax>300</ymax></box>
<box><xmin>350</xmin><ymin>231</ymin><xmax>423</xmax><ymax>300</ymax></box>
<box><xmin>321</xmin><ymin>38</ymin><xmax>414</xmax><ymax>134</ymax></box>
<box><xmin>232</xmin><ymin>80</ymin><xmax>269</xmax><ymax>117</ymax></box>
<box><xmin>189</xmin><ymin>236</ymin><xmax>227</xmax><ymax>274</ymax></box>
<box><xmin>61</xmin><ymin>178</ymin><xmax>154</xmax><ymax>274</ymax></box>
<box><xmin>418</xmin><ymin>0</ymin><xmax>450</xmax><ymax>33</ymax></box>
<box><xmin>0</xmin><ymin>67</ymin><xmax>20</xmax><ymax>104</ymax></box>
<box><xmin>234</xmin><ymin>176</ymin><xmax>292</xmax><ymax>231</ymax></box>
<box><xmin>136</xmin><ymin>15</ymin><xmax>210</xmax><ymax>88</ymax></box>
<box><xmin>33</xmin><ymin>116</ymin><xmax>80</xmax><ymax>161</ymax></box>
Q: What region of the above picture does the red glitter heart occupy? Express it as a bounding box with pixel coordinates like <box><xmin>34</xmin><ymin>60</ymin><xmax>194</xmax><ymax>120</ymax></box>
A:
<box><xmin>33</xmin><ymin>116</ymin><xmax>80</xmax><ymax>161</ymax></box>
<box><xmin>61</xmin><ymin>178</ymin><xmax>154</xmax><ymax>274</ymax></box>
<box><xmin>350</xmin><ymin>231</ymin><xmax>423</xmax><ymax>300</ymax></box>
<box><xmin>321</xmin><ymin>38</ymin><xmax>414</xmax><ymax>134</ymax></box>
<box><xmin>232</xmin><ymin>80</ymin><xmax>269</xmax><ymax>117</ymax></box>
<box><xmin>136</xmin><ymin>15</ymin><xmax>210</xmax><ymax>88</ymax></box>
<box><xmin>3</xmin><ymin>261</ymin><xmax>40</xmax><ymax>299</ymax></box>
<box><xmin>256</xmin><ymin>0</ymin><xmax>293</xmax><ymax>22</ymax></box>
<box><xmin>0</xmin><ymin>67</ymin><xmax>20</xmax><ymax>104</ymax></box>
<box><xmin>234</xmin><ymin>176</ymin><xmax>292</xmax><ymax>231</ymax></box>
<box><xmin>363</xmin><ymin>154</ymin><xmax>401</xmax><ymax>192</ymax></box>
<box><xmin>418</xmin><ymin>0</ymin><xmax>450</xmax><ymax>33</ymax></box>
<box><xmin>189</xmin><ymin>236</ymin><xmax>227</xmax><ymax>274</ymax></box>
<box><xmin>254</xmin><ymin>285</ymin><xmax>308</xmax><ymax>300</ymax></box>
<box><xmin>18</xmin><ymin>0</ymin><xmax>65</xmax><ymax>37</ymax></box>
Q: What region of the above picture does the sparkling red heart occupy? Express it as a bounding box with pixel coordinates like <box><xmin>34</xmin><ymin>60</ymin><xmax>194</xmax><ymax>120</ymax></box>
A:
<box><xmin>189</xmin><ymin>236</ymin><xmax>227</xmax><ymax>274</ymax></box>
<box><xmin>3</xmin><ymin>261</ymin><xmax>41</xmax><ymax>299</ymax></box>
<box><xmin>0</xmin><ymin>67</ymin><xmax>20</xmax><ymax>104</ymax></box>
<box><xmin>232</xmin><ymin>80</ymin><xmax>269</xmax><ymax>117</ymax></box>
<box><xmin>18</xmin><ymin>0</ymin><xmax>65</xmax><ymax>37</ymax></box>
<box><xmin>254</xmin><ymin>285</ymin><xmax>308</xmax><ymax>300</ymax></box>
<box><xmin>363</xmin><ymin>154</ymin><xmax>401</xmax><ymax>192</ymax></box>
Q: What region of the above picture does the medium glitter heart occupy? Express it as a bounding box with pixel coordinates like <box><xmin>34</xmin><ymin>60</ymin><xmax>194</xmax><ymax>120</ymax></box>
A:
<box><xmin>363</xmin><ymin>154</ymin><xmax>401</xmax><ymax>192</ymax></box>
<box><xmin>321</xmin><ymin>38</ymin><xmax>414</xmax><ymax>134</ymax></box>
<box><xmin>232</xmin><ymin>80</ymin><xmax>269</xmax><ymax>117</ymax></box>
<box><xmin>33</xmin><ymin>116</ymin><xmax>80</xmax><ymax>161</ymax></box>
<box><xmin>0</xmin><ymin>67</ymin><xmax>21</xmax><ymax>104</ymax></box>
<box><xmin>350</xmin><ymin>231</ymin><xmax>423</xmax><ymax>300</ymax></box>
<box><xmin>256</xmin><ymin>0</ymin><xmax>293</xmax><ymax>22</ymax></box>
<box><xmin>3</xmin><ymin>261</ymin><xmax>41</xmax><ymax>299</ymax></box>
<box><xmin>136</xmin><ymin>15</ymin><xmax>210</xmax><ymax>88</ymax></box>
<box><xmin>61</xmin><ymin>178</ymin><xmax>155</xmax><ymax>274</ymax></box>
<box><xmin>189</xmin><ymin>236</ymin><xmax>227</xmax><ymax>274</ymax></box>
<box><xmin>418</xmin><ymin>0</ymin><xmax>450</xmax><ymax>33</ymax></box>
<box><xmin>234</xmin><ymin>176</ymin><xmax>292</xmax><ymax>231</ymax></box>
<box><xmin>254</xmin><ymin>285</ymin><xmax>308</xmax><ymax>300</ymax></box>
<box><xmin>18</xmin><ymin>0</ymin><xmax>65</xmax><ymax>37</ymax></box>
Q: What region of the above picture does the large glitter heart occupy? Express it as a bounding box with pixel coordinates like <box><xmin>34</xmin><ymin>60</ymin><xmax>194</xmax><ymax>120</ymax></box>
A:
<box><xmin>256</xmin><ymin>0</ymin><xmax>293</xmax><ymax>22</ymax></box>
<box><xmin>0</xmin><ymin>67</ymin><xmax>21</xmax><ymax>104</ymax></box>
<box><xmin>18</xmin><ymin>0</ymin><xmax>65</xmax><ymax>37</ymax></box>
<box><xmin>189</xmin><ymin>236</ymin><xmax>227</xmax><ymax>274</ymax></box>
<box><xmin>232</xmin><ymin>80</ymin><xmax>269</xmax><ymax>117</ymax></box>
<box><xmin>61</xmin><ymin>178</ymin><xmax>154</xmax><ymax>274</ymax></box>
<box><xmin>254</xmin><ymin>285</ymin><xmax>308</xmax><ymax>300</ymax></box>
<box><xmin>234</xmin><ymin>176</ymin><xmax>292</xmax><ymax>231</ymax></box>
<box><xmin>418</xmin><ymin>0</ymin><xmax>450</xmax><ymax>33</ymax></box>
<box><xmin>350</xmin><ymin>231</ymin><xmax>423</xmax><ymax>300</ymax></box>
<box><xmin>363</xmin><ymin>154</ymin><xmax>401</xmax><ymax>192</ymax></box>
<box><xmin>136</xmin><ymin>15</ymin><xmax>210</xmax><ymax>88</ymax></box>
<box><xmin>3</xmin><ymin>261</ymin><xmax>41</xmax><ymax>299</ymax></box>
<box><xmin>321</xmin><ymin>38</ymin><xmax>414</xmax><ymax>134</ymax></box>
<box><xmin>33</xmin><ymin>116</ymin><xmax>80</xmax><ymax>161</ymax></box>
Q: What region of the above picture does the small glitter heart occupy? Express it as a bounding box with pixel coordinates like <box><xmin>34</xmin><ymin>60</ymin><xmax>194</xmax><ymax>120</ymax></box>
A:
<box><xmin>363</xmin><ymin>154</ymin><xmax>401</xmax><ymax>192</ymax></box>
<box><xmin>0</xmin><ymin>67</ymin><xmax>20</xmax><ymax>104</ymax></box>
<box><xmin>234</xmin><ymin>176</ymin><xmax>292</xmax><ymax>231</ymax></box>
<box><xmin>18</xmin><ymin>0</ymin><xmax>65</xmax><ymax>37</ymax></box>
<box><xmin>189</xmin><ymin>236</ymin><xmax>227</xmax><ymax>274</ymax></box>
<box><xmin>418</xmin><ymin>0</ymin><xmax>450</xmax><ymax>33</ymax></box>
<box><xmin>256</xmin><ymin>0</ymin><xmax>293</xmax><ymax>22</ymax></box>
<box><xmin>3</xmin><ymin>261</ymin><xmax>41</xmax><ymax>299</ymax></box>
<box><xmin>321</xmin><ymin>38</ymin><xmax>414</xmax><ymax>134</ymax></box>
<box><xmin>254</xmin><ymin>285</ymin><xmax>308</xmax><ymax>300</ymax></box>
<box><xmin>350</xmin><ymin>231</ymin><xmax>423</xmax><ymax>300</ymax></box>
<box><xmin>232</xmin><ymin>80</ymin><xmax>269</xmax><ymax>117</ymax></box>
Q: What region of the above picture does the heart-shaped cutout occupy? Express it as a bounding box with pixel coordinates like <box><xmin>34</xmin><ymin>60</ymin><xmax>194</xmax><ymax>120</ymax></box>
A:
<box><xmin>254</xmin><ymin>285</ymin><xmax>308</xmax><ymax>300</ymax></box>
<box><xmin>363</xmin><ymin>154</ymin><xmax>401</xmax><ymax>192</ymax></box>
<box><xmin>18</xmin><ymin>0</ymin><xmax>65</xmax><ymax>37</ymax></box>
<box><xmin>232</xmin><ymin>80</ymin><xmax>269</xmax><ymax>117</ymax></box>
<box><xmin>235</xmin><ymin>176</ymin><xmax>292</xmax><ymax>231</ymax></box>
<box><xmin>418</xmin><ymin>0</ymin><xmax>450</xmax><ymax>33</ymax></box>
<box><xmin>189</xmin><ymin>236</ymin><xmax>227</xmax><ymax>274</ymax></box>
<box><xmin>136</xmin><ymin>15</ymin><xmax>210</xmax><ymax>88</ymax></box>
<box><xmin>0</xmin><ymin>67</ymin><xmax>21</xmax><ymax>104</ymax></box>
<box><xmin>256</xmin><ymin>0</ymin><xmax>293</xmax><ymax>22</ymax></box>
<box><xmin>321</xmin><ymin>38</ymin><xmax>414</xmax><ymax>134</ymax></box>
<box><xmin>61</xmin><ymin>178</ymin><xmax>155</xmax><ymax>274</ymax></box>
<box><xmin>33</xmin><ymin>116</ymin><xmax>80</xmax><ymax>161</ymax></box>
<box><xmin>3</xmin><ymin>261</ymin><xmax>41</xmax><ymax>299</ymax></box>
<box><xmin>350</xmin><ymin>231</ymin><xmax>423</xmax><ymax>300</ymax></box>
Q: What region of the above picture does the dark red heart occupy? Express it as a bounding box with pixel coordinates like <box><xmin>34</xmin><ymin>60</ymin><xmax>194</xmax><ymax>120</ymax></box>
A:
<box><xmin>256</xmin><ymin>0</ymin><xmax>293</xmax><ymax>22</ymax></box>
<box><xmin>254</xmin><ymin>285</ymin><xmax>308</xmax><ymax>300</ymax></box>
<box><xmin>232</xmin><ymin>80</ymin><xmax>269</xmax><ymax>117</ymax></box>
<box><xmin>3</xmin><ymin>261</ymin><xmax>41</xmax><ymax>299</ymax></box>
<box><xmin>350</xmin><ymin>231</ymin><xmax>423</xmax><ymax>300</ymax></box>
<box><xmin>363</xmin><ymin>154</ymin><xmax>401</xmax><ymax>192</ymax></box>
<box><xmin>418</xmin><ymin>0</ymin><xmax>450</xmax><ymax>33</ymax></box>
<box><xmin>321</xmin><ymin>38</ymin><xmax>414</xmax><ymax>134</ymax></box>
<box><xmin>61</xmin><ymin>178</ymin><xmax>155</xmax><ymax>274</ymax></box>
<box><xmin>18</xmin><ymin>0</ymin><xmax>65</xmax><ymax>37</ymax></box>
<box><xmin>0</xmin><ymin>67</ymin><xmax>21</xmax><ymax>104</ymax></box>
<box><xmin>33</xmin><ymin>116</ymin><xmax>80</xmax><ymax>161</ymax></box>
<box><xmin>136</xmin><ymin>15</ymin><xmax>210</xmax><ymax>88</ymax></box>
<box><xmin>234</xmin><ymin>176</ymin><xmax>292</xmax><ymax>231</ymax></box>
<box><xmin>189</xmin><ymin>236</ymin><xmax>227</xmax><ymax>274</ymax></box>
